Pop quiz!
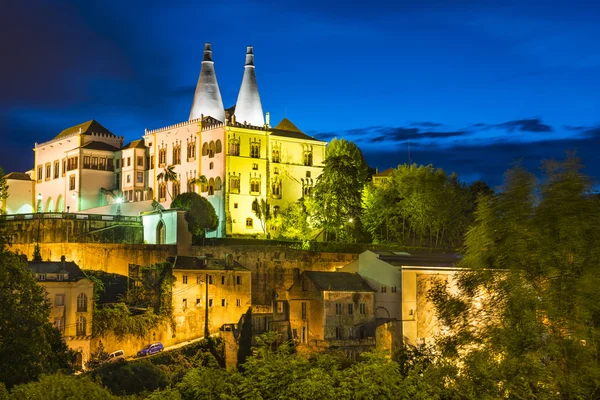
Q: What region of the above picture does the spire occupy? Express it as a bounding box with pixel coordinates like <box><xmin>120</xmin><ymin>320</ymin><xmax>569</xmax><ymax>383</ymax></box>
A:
<box><xmin>233</xmin><ymin>46</ymin><xmax>264</xmax><ymax>126</ymax></box>
<box><xmin>189</xmin><ymin>43</ymin><xmax>225</xmax><ymax>122</ymax></box>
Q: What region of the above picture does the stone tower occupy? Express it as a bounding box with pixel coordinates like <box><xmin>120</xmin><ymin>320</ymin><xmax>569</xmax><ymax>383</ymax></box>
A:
<box><xmin>233</xmin><ymin>46</ymin><xmax>265</xmax><ymax>126</ymax></box>
<box><xmin>189</xmin><ymin>43</ymin><xmax>226</xmax><ymax>122</ymax></box>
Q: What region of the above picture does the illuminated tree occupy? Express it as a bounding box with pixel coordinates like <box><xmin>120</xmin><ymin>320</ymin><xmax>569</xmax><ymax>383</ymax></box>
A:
<box><xmin>157</xmin><ymin>165</ymin><xmax>178</xmax><ymax>202</ymax></box>
<box><xmin>252</xmin><ymin>198</ymin><xmax>270</xmax><ymax>237</ymax></box>
<box><xmin>0</xmin><ymin>166</ymin><xmax>8</xmax><ymax>215</ymax></box>
<box><xmin>171</xmin><ymin>192</ymin><xmax>218</xmax><ymax>238</ymax></box>
<box><xmin>431</xmin><ymin>154</ymin><xmax>600</xmax><ymax>398</ymax></box>
<box><xmin>312</xmin><ymin>139</ymin><xmax>368</xmax><ymax>242</ymax></box>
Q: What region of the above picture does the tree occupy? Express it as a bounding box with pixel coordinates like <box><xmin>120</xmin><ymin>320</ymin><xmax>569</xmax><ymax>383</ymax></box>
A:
<box><xmin>85</xmin><ymin>341</ymin><xmax>110</xmax><ymax>370</ymax></box>
<box><xmin>157</xmin><ymin>165</ymin><xmax>178</xmax><ymax>202</ymax></box>
<box><xmin>9</xmin><ymin>374</ymin><xmax>117</xmax><ymax>400</ymax></box>
<box><xmin>171</xmin><ymin>192</ymin><xmax>218</xmax><ymax>238</ymax></box>
<box><xmin>277</xmin><ymin>197</ymin><xmax>317</xmax><ymax>241</ymax></box>
<box><xmin>312</xmin><ymin>139</ymin><xmax>368</xmax><ymax>242</ymax></box>
<box><xmin>0</xmin><ymin>167</ymin><xmax>8</xmax><ymax>215</ymax></box>
<box><xmin>430</xmin><ymin>154</ymin><xmax>600</xmax><ymax>398</ymax></box>
<box><xmin>0</xmin><ymin>248</ymin><xmax>73</xmax><ymax>388</ymax></box>
<box><xmin>252</xmin><ymin>198</ymin><xmax>270</xmax><ymax>237</ymax></box>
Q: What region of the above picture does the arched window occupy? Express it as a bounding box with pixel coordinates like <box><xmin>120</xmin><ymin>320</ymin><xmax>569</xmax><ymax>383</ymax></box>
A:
<box><xmin>272</xmin><ymin>149</ymin><xmax>280</xmax><ymax>163</ymax></box>
<box><xmin>229</xmin><ymin>138</ymin><xmax>240</xmax><ymax>156</ymax></box>
<box><xmin>209</xmin><ymin>162</ymin><xmax>214</xmax><ymax>170</ymax></box>
<box><xmin>215</xmin><ymin>140</ymin><xmax>222</xmax><ymax>154</ymax></box>
<box><xmin>215</xmin><ymin>177</ymin><xmax>222</xmax><ymax>191</ymax></box>
<box><xmin>246</xmin><ymin>218</ymin><xmax>253</xmax><ymax>228</ymax></box>
<box><xmin>159</xmin><ymin>183</ymin><xmax>167</xmax><ymax>201</ymax></box>
<box><xmin>209</xmin><ymin>141</ymin><xmax>216</xmax><ymax>158</ymax></box>
<box><xmin>157</xmin><ymin>220</ymin><xmax>166</xmax><ymax>244</ymax></box>
<box><xmin>272</xmin><ymin>179</ymin><xmax>282</xmax><ymax>199</ymax></box>
<box><xmin>202</xmin><ymin>142</ymin><xmax>209</xmax><ymax>156</ymax></box>
<box><xmin>229</xmin><ymin>175</ymin><xmax>240</xmax><ymax>194</ymax></box>
<box><xmin>250</xmin><ymin>178</ymin><xmax>261</xmax><ymax>195</ymax></box>
<box><xmin>208</xmin><ymin>178</ymin><xmax>215</xmax><ymax>195</ymax></box>
<box><xmin>77</xmin><ymin>293</ymin><xmax>87</xmax><ymax>312</ymax></box>
<box><xmin>76</xmin><ymin>316</ymin><xmax>87</xmax><ymax>336</ymax></box>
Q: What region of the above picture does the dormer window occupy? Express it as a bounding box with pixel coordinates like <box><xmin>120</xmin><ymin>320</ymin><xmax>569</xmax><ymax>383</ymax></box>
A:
<box><xmin>38</xmin><ymin>274</ymin><xmax>46</xmax><ymax>281</ymax></box>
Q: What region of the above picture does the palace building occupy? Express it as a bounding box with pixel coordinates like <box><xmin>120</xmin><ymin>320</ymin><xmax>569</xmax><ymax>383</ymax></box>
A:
<box><xmin>3</xmin><ymin>43</ymin><xmax>327</xmax><ymax>238</ymax></box>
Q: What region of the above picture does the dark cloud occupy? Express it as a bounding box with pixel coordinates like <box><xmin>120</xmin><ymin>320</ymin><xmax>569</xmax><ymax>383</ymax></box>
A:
<box><xmin>409</xmin><ymin>121</ymin><xmax>443</xmax><ymax>128</ymax></box>
<box><xmin>494</xmin><ymin>118</ymin><xmax>553</xmax><ymax>133</ymax></box>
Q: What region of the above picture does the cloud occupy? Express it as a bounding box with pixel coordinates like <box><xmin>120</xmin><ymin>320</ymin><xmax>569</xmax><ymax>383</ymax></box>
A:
<box><xmin>408</xmin><ymin>121</ymin><xmax>443</xmax><ymax>128</ymax></box>
<box><xmin>494</xmin><ymin>118</ymin><xmax>553</xmax><ymax>133</ymax></box>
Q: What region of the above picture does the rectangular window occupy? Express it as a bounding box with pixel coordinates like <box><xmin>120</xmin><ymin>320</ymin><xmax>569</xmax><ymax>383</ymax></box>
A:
<box><xmin>197</xmin><ymin>276</ymin><xmax>201</xmax><ymax>284</ymax></box>
<box><xmin>360</xmin><ymin>303</ymin><xmax>367</xmax><ymax>315</ymax></box>
<box><xmin>208</xmin><ymin>275</ymin><xmax>213</xmax><ymax>285</ymax></box>
<box><xmin>54</xmin><ymin>161</ymin><xmax>60</xmax><ymax>178</ymax></box>
<box><xmin>127</xmin><ymin>157</ymin><xmax>131</xmax><ymax>167</ymax></box>
<box><xmin>335</xmin><ymin>303</ymin><xmax>343</xmax><ymax>315</ymax></box>
<box><xmin>115</xmin><ymin>173</ymin><xmax>120</xmax><ymax>188</ymax></box>
<box><xmin>348</xmin><ymin>304</ymin><xmax>354</xmax><ymax>315</ymax></box>
<box><xmin>236</xmin><ymin>299</ymin><xmax>241</xmax><ymax>307</ymax></box>
<box><xmin>38</xmin><ymin>274</ymin><xmax>46</xmax><ymax>280</ymax></box>
<box><xmin>196</xmin><ymin>298</ymin><xmax>201</xmax><ymax>306</ymax></box>
<box><xmin>221</xmin><ymin>275</ymin><xmax>226</xmax><ymax>285</ymax></box>
<box><xmin>236</xmin><ymin>276</ymin><xmax>242</xmax><ymax>285</ymax></box>
<box><xmin>137</xmin><ymin>172</ymin><xmax>143</xmax><ymax>183</ymax></box>
<box><xmin>37</xmin><ymin>165</ymin><xmax>42</xmax><ymax>182</ymax></box>
<box><xmin>55</xmin><ymin>294</ymin><xmax>65</xmax><ymax>306</ymax></box>
<box><xmin>137</xmin><ymin>156</ymin><xmax>144</xmax><ymax>166</ymax></box>
<box><xmin>45</xmin><ymin>163</ymin><xmax>51</xmax><ymax>180</ymax></box>
<box><xmin>302</xmin><ymin>327</ymin><xmax>307</xmax><ymax>343</ymax></box>
<box><xmin>221</xmin><ymin>299</ymin><xmax>226</xmax><ymax>307</ymax></box>
<box><xmin>92</xmin><ymin>157</ymin><xmax>98</xmax><ymax>168</ymax></box>
<box><xmin>335</xmin><ymin>326</ymin><xmax>343</xmax><ymax>339</ymax></box>
<box><xmin>182</xmin><ymin>275</ymin><xmax>188</xmax><ymax>284</ymax></box>
<box><xmin>55</xmin><ymin>317</ymin><xmax>65</xmax><ymax>333</ymax></box>
<box><xmin>107</xmin><ymin>158</ymin><xmax>114</xmax><ymax>170</ymax></box>
<box><xmin>252</xmin><ymin>163</ymin><xmax>258</xmax><ymax>170</ymax></box>
<box><xmin>83</xmin><ymin>156</ymin><xmax>90</xmax><ymax>168</ymax></box>
<box><xmin>277</xmin><ymin>301</ymin><xmax>284</xmax><ymax>313</ymax></box>
<box><xmin>301</xmin><ymin>302</ymin><xmax>307</xmax><ymax>320</ymax></box>
<box><xmin>99</xmin><ymin>158</ymin><xmax>107</xmax><ymax>170</ymax></box>
<box><xmin>127</xmin><ymin>174</ymin><xmax>131</xmax><ymax>183</ymax></box>
<box><xmin>182</xmin><ymin>298</ymin><xmax>187</xmax><ymax>309</ymax></box>
<box><xmin>381</xmin><ymin>286</ymin><xmax>387</xmax><ymax>293</ymax></box>
<box><xmin>62</xmin><ymin>160</ymin><xmax>66</xmax><ymax>176</ymax></box>
<box><xmin>116</xmin><ymin>159</ymin><xmax>120</xmax><ymax>169</ymax></box>
<box><xmin>208</xmin><ymin>299</ymin><xmax>213</xmax><ymax>307</ymax></box>
<box><xmin>391</xmin><ymin>286</ymin><xmax>397</xmax><ymax>293</ymax></box>
<box><xmin>69</xmin><ymin>175</ymin><xmax>76</xmax><ymax>191</ymax></box>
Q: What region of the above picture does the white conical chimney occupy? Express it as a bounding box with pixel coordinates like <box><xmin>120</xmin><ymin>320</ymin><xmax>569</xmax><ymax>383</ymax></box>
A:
<box><xmin>233</xmin><ymin>46</ymin><xmax>264</xmax><ymax>126</ymax></box>
<box><xmin>189</xmin><ymin>43</ymin><xmax>225</xmax><ymax>122</ymax></box>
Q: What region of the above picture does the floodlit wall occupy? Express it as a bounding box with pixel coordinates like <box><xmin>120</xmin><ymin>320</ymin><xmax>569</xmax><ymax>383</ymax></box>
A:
<box><xmin>3</xmin><ymin>177</ymin><xmax>35</xmax><ymax>214</ymax></box>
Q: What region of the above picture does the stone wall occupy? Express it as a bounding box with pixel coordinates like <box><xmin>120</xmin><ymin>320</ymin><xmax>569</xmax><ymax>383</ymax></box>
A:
<box><xmin>1</xmin><ymin>213</ymin><xmax>143</xmax><ymax>244</ymax></box>
<box><xmin>10</xmin><ymin>242</ymin><xmax>357</xmax><ymax>304</ymax></box>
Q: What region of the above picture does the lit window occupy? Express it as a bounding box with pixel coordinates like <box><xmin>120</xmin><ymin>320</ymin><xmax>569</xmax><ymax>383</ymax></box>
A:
<box><xmin>182</xmin><ymin>275</ymin><xmax>188</xmax><ymax>284</ymax></box>
<box><xmin>221</xmin><ymin>299</ymin><xmax>226</xmax><ymax>306</ymax></box>
<box><xmin>208</xmin><ymin>299</ymin><xmax>213</xmax><ymax>307</ymax></box>
<box><xmin>335</xmin><ymin>303</ymin><xmax>343</xmax><ymax>315</ymax></box>
<box><xmin>209</xmin><ymin>162</ymin><xmax>214</xmax><ymax>170</ymax></box>
<box><xmin>360</xmin><ymin>303</ymin><xmax>366</xmax><ymax>315</ymax></box>
<box><xmin>246</xmin><ymin>218</ymin><xmax>253</xmax><ymax>228</ymax></box>
<box><xmin>137</xmin><ymin>156</ymin><xmax>144</xmax><ymax>167</ymax></box>
<box><xmin>55</xmin><ymin>294</ymin><xmax>65</xmax><ymax>306</ymax></box>
<box><xmin>69</xmin><ymin>175</ymin><xmax>76</xmax><ymax>190</ymax></box>
<box><xmin>236</xmin><ymin>299</ymin><xmax>241</xmax><ymax>307</ymax></box>
<box><xmin>250</xmin><ymin>141</ymin><xmax>260</xmax><ymax>158</ymax></box>
<box><xmin>221</xmin><ymin>275</ymin><xmax>225</xmax><ymax>285</ymax></box>
<box><xmin>137</xmin><ymin>172</ymin><xmax>143</xmax><ymax>183</ymax></box>
<box><xmin>236</xmin><ymin>276</ymin><xmax>242</xmax><ymax>285</ymax></box>
<box><xmin>252</xmin><ymin>163</ymin><xmax>258</xmax><ymax>170</ymax></box>
<box><xmin>301</xmin><ymin>302</ymin><xmax>307</xmax><ymax>320</ymax></box>
<box><xmin>381</xmin><ymin>286</ymin><xmax>387</xmax><ymax>293</ymax></box>
<box><xmin>76</xmin><ymin>316</ymin><xmax>87</xmax><ymax>336</ymax></box>
<box><xmin>230</xmin><ymin>175</ymin><xmax>240</xmax><ymax>194</ymax></box>
<box><xmin>77</xmin><ymin>293</ymin><xmax>88</xmax><ymax>312</ymax></box>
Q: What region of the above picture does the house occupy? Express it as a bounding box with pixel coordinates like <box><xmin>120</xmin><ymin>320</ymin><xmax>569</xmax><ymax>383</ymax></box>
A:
<box><xmin>371</xmin><ymin>167</ymin><xmax>394</xmax><ymax>187</ymax></box>
<box><xmin>28</xmin><ymin>255</ymin><xmax>94</xmax><ymax>368</ymax></box>
<box><xmin>284</xmin><ymin>271</ymin><xmax>376</xmax><ymax>359</ymax></box>
<box><xmin>168</xmin><ymin>255</ymin><xmax>252</xmax><ymax>341</ymax></box>
<box><xmin>339</xmin><ymin>250</ymin><xmax>462</xmax><ymax>349</ymax></box>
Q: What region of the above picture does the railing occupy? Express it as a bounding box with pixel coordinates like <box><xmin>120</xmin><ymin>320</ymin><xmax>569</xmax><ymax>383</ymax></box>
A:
<box><xmin>0</xmin><ymin>212</ymin><xmax>141</xmax><ymax>223</ymax></box>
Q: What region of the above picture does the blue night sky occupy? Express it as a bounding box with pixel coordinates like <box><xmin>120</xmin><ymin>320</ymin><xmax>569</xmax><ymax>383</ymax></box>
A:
<box><xmin>1</xmin><ymin>0</ymin><xmax>599</xmax><ymax>187</ymax></box>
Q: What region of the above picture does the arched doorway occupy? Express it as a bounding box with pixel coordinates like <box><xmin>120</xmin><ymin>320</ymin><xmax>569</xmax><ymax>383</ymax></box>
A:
<box><xmin>56</xmin><ymin>195</ymin><xmax>64</xmax><ymax>212</ymax></box>
<box><xmin>45</xmin><ymin>197</ymin><xmax>54</xmax><ymax>212</ymax></box>
<box><xmin>157</xmin><ymin>220</ymin><xmax>166</xmax><ymax>244</ymax></box>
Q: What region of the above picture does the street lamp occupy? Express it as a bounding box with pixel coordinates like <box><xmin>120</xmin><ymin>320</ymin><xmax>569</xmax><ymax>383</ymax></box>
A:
<box><xmin>115</xmin><ymin>196</ymin><xmax>123</xmax><ymax>216</ymax></box>
<box><xmin>37</xmin><ymin>193</ymin><xmax>42</xmax><ymax>213</ymax></box>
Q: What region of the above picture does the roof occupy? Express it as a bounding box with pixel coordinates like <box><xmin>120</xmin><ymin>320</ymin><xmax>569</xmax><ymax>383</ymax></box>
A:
<box><xmin>303</xmin><ymin>271</ymin><xmax>375</xmax><ymax>292</ymax></box>
<box><xmin>80</xmin><ymin>141</ymin><xmax>120</xmax><ymax>152</ymax></box>
<box><xmin>122</xmin><ymin>139</ymin><xmax>147</xmax><ymax>150</ymax></box>
<box><xmin>54</xmin><ymin>120</ymin><xmax>116</xmax><ymax>140</ymax></box>
<box><xmin>5</xmin><ymin>172</ymin><xmax>32</xmax><ymax>181</ymax></box>
<box><xmin>28</xmin><ymin>258</ymin><xmax>88</xmax><ymax>282</ymax></box>
<box><xmin>371</xmin><ymin>250</ymin><xmax>461</xmax><ymax>268</ymax></box>
<box><xmin>373</xmin><ymin>168</ymin><xmax>395</xmax><ymax>177</ymax></box>
<box><xmin>271</xmin><ymin>118</ymin><xmax>323</xmax><ymax>142</ymax></box>
<box><xmin>168</xmin><ymin>255</ymin><xmax>250</xmax><ymax>272</ymax></box>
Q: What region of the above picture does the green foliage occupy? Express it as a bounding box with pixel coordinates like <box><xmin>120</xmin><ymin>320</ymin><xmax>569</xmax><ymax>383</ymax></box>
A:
<box><xmin>157</xmin><ymin>164</ymin><xmax>178</xmax><ymax>203</ymax></box>
<box><xmin>93</xmin><ymin>302</ymin><xmax>162</xmax><ymax>340</ymax></box>
<box><xmin>9</xmin><ymin>373</ymin><xmax>116</xmax><ymax>400</ymax></box>
<box><xmin>277</xmin><ymin>197</ymin><xmax>317</xmax><ymax>241</ymax></box>
<box><xmin>237</xmin><ymin>308</ymin><xmax>253</xmax><ymax>370</ymax></box>
<box><xmin>312</xmin><ymin>138</ymin><xmax>369</xmax><ymax>242</ymax></box>
<box><xmin>171</xmin><ymin>192</ymin><xmax>218</xmax><ymax>238</ymax></box>
<box><xmin>85</xmin><ymin>341</ymin><xmax>111</xmax><ymax>370</ymax></box>
<box><xmin>0</xmin><ymin>249</ymin><xmax>73</xmax><ymax>388</ymax></box>
<box><xmin>252</xmin><ymin>198</ymin><xmax>270</xmax><ymax>236</ymax></box>
<box><xmin>431</xmin><ymin>154</ymin><xmax>600</xmax><ymax>398</ymax></box>
<box><xmin>362</xmin><ymin>164</ymin><xmax>474</xmax><ymax>250</ymax></box>
<box><xmin>92</xmin><ymin>361</ymin><xmax>168</xmax><ymax>396</ymax></box>
<box><xmin>0</xmin><ymin>167</ymin><xmax>7</xmax><ymax>215</ymax></box>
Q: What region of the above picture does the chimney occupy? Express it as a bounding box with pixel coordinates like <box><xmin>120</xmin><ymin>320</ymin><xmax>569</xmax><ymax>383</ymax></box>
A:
<box><xmin>225</xmin><ymin>253</ymin><xmax>233</xmax><ymax>268</ymax></box>
<box><xmin>61</xmin><ymin>255</ymin><xmax>66</xmax><ymax>268</ymax></box>
<box><xmin>233</xmin><ymin>46</ymin><xmax>265</xmax><ymax>127</ymax></box>
<box><xmin>189</xmin><ymin>43</ymin><xmax>226</xmax><ymax>122</ymax></box>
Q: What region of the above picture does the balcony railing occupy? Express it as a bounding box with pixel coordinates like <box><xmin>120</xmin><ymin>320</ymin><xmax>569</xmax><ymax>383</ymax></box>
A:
<box><xmin>0</xmin><ymin>212</ymin><xmax>141</xmax><ymax>223</ymax></box>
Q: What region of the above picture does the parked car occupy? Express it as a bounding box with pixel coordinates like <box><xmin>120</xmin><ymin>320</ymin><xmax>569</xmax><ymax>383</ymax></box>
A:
<box><xmin>108</xmin><ymin>350</ymin><xmax>125</xmax><ymax>363</ymax></box>
<box><xmin>137</xmin><ymin>342</ymin><xmax>164</xmax><ymax>357</ymax></box>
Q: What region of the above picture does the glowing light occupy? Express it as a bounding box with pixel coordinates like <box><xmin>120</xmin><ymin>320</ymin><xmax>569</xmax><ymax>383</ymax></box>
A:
<box><xmin>115</xmin><ymin>197</ymin><xmax>123</xmax><ymax>204</ymax></box>
<box><xmin>37</xmin><ymin>193</ymin><xmax>42</xmax><ymax>201</ymax></box>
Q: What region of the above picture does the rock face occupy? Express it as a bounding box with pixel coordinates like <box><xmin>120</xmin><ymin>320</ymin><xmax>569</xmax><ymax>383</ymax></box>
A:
<box><xmin>233</xmin><ymin>46</ymin><xmax>265</xmax><ymax>127</ymax></box>
<box><xmin>189</xmin><ymin>43</ymin><xmax>226</xmax><ymax>122</ymax></box>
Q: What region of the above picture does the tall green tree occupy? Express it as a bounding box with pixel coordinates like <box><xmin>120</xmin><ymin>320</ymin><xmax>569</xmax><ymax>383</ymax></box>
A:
<box><xmin>430</xmin><ymin>154</ymin><xmax>600</xmax><ymax>398</ymax></box>
<box><xmin>0</xmin><ymin>248</ymin><xmax>73</xmax><ymax>388</ymax></box>
<box><xmin>0</xmin><ymin>167</ymin><xmax>8</xmax><ymax>215</ymax></box>
<box><xmin>171</xmin><ymin>192</ymin><xmax>218</xmax><ymax>238</ymax></box>
<box><xmin>277</xmin><ymin>197</ymin><xmax>317</xmax><ymax>241</ymax></box>
<box><xmin>312</xmin><ymin>139</ymin><xmax>368</xmax><ymax>242</ymax></box>
<box><xmin>252</xmin><ymin>198</ymin><xmax>270</xmax><ymax>237</ymax></box>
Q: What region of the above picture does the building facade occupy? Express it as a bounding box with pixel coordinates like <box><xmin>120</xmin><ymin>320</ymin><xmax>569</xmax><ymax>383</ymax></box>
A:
<box><xmin>169</xmin><ymin>255</ymin><xmax>252</xmax><ymax>340</ymax></box>
<box><xmin>4</xmin><ymin>43</ymin><xmax>326</xmax><ymax>239</ymax></box>
<box><xmin>28</xmin><ymin>255</ymin><xmax>95</xmax><ymax>368</ymax></box>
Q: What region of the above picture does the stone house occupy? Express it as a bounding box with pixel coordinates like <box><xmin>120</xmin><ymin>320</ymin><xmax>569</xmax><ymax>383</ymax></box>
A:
<box><xmin>285</xmin><ymin>271</ymin><xmax>376</xmax><ymax>359</ymax></box>
<box><xmin>28</xmin><ymin>255</ymin><xmax>94</xmax><ymax>368</ymax></box>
